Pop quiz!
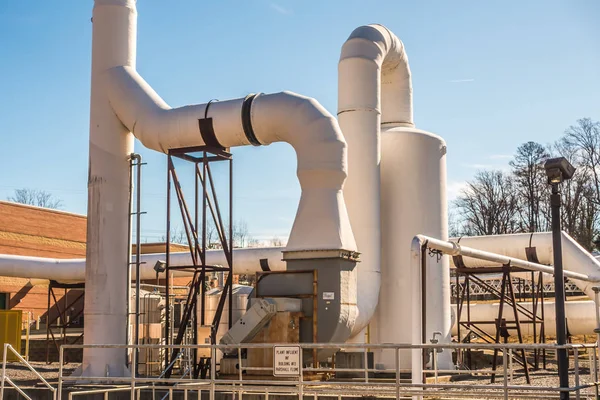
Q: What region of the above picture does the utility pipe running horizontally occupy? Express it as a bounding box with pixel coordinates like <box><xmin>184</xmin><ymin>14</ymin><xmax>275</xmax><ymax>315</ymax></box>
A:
<box><xmin>449</xmin><ymin>232</ymin><xmax>600</xmax><ymax>300</ymax></box>
<box><xmin>0</xmin><ymin>247</ymin><xmax>286</xmax><ymax>283</ymax></box>
<box><xmin>87</xmin><ymin>0</ymin><xmax>356</xmax><ymax>377</ymax></box>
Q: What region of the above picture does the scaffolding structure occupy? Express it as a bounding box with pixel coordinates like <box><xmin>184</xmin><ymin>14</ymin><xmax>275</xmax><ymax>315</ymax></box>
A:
<box><xmin>163</xmin><ymin>145</ymin><xmax>234</xmax><ymax>379</ymax></box>
<box><xmin>45</xmin><ymin>280</ymin><xmax>85</xmax><ymax>364</ymax></box>
<box><xmin>453</xmin><ymin>256</ymin><xmax>546</xmax><ymax>384</ymax></box>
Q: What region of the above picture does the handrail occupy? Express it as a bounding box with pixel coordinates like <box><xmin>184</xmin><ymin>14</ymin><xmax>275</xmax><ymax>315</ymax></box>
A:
<box><xmin>55</xmin><ymin>341</ymin><xmax>600</xmax><ymax>400</ymax></box>
<box><xmin>1</xmin><ymin>343</ymin><xmax>57</xmax><ymax>400</ymax></box>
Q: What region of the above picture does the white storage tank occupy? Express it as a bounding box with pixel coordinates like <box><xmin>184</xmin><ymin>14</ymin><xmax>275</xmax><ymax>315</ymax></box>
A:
<box><xmin>375</xmin><ymin>125</ymin><xmax>452</xmax><ymax>369</ymax></box>
<box><xmin>201</xmin><ymin>284</ymin><xmax>254</xmax><ymax>343</ymax></box>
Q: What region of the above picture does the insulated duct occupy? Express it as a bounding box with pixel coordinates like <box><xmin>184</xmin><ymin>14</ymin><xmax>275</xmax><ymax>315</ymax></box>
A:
<box><xmin>0</xmin><ymin>247</ymin><xmax>286</xmax><ymax>284</ymax></box>
<box><xmin>87</xmin><ymin>0</ymin><xmax>356</xmax><ymax>377</ymax></box>
<box><xmin>338</xmin><ymin>24</ymin><xmax>414</xmax><ymax>340</ymax></box>
<box><xmin>450</xmin><ymin>232</ymin><xmax>600</xmax><ymax>300</ymax></box>
<box><xmin>451</xmin><ymin>300</ymin><xmax>598</xmax><ymax>337</ymax></box>
<box><xmin>339</xmin><ymin>25</ymin><xmax>450</xmax><ymax>373</ymax></box>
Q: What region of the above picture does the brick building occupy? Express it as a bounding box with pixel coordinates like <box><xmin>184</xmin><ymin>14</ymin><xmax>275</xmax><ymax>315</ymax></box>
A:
<box><xmin>0</xmin><ymin>200</ymin><xmax>190</xmax><ymax>321</ymax></box>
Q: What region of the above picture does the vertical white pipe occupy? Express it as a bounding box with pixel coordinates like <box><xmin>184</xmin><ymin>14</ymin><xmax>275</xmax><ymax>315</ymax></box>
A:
<box><xmin>82</xmin><ymin>0</ymin><xmax>136</xmax><ymax>377</ymax></box>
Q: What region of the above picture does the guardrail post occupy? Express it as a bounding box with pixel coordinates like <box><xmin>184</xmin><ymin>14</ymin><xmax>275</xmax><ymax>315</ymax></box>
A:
<box><xmin>131</xmin><ymin>346</ymin><xmax>137</xmax><ymax>400</ymax></box>
<box><xmin>574</xmin><ymin>347</ymin><xmax>580</xmax><ymax>400</ymax></box>
<box><xmin>503</xmin><ymin>347</ymin><xmax>508</xmax><ymax>400</ymax></box>
<box><xmin>508</xmin><ymin>348</ymin><xmax>513</xmax><ymax>384</ymax></box>
<box><xmin>364</xmin><ymin>346</ymin><xmax>369</xmax><ymax>383</ymax></box>
<box><xmin>298</xmin><ymin>346</ymin><xmax>304</xmax><ymax>400</ymax></box>
<box><xmin>594</xmin><ymin>344</ymin><xmax>599</xmax><ymax>400</ymax></box>
<box><xmin>210</xmin><ymin>346</ymin><xmax>215</xmax><ymax>400</ymax></box>
<box><xmin>396</xmin><ymin>347</ymin><xmax>400</xmax><ymax>400</ymax></box>
<box><xmin>433</xmin><ymin>347</ymin><xmax>438</xmax><ymax>384</ymax></box>
<box><xmin>1</xmin><ymin>343</ymin><xmax>8</xmax><ymax>400</ymax></box>
<box><xmin>58</xmin><ymin>346</ymin><xmax>64</xmax><ymax>400</ymax></box>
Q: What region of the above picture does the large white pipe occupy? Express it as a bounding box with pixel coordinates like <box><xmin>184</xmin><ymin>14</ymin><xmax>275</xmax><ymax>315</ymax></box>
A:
<box><xmin>85</xmin><ymin>0</ymin><xmax>136</xmax><ymax>377</ymax></box>
<box><xmin>0</xmin><ymin>247</ymin><xmax>286</xmax><ymax>283</ymax></box>
<box><xmin>449</xmin><ymin>232</ymin><xmax>600</xmax><ymax>300</ymax></box>
<box><xmin>338</xmin><ymin>24</ymin><xmax>413</xmax><ymax>340</ymax></box>
<box><xmin>107</xmin><ymin>67</ymin><xmax>356</xmax><ymax>253</ymax></box>
<box><xmin>451</xmin><ymin>300</ymin><xmax>598</xmax><ymax>337</ymax></box>
<box><xmin>88</xmin><ymin>0</ymin><xmax>355</xmax><ymax>377</ymax></box>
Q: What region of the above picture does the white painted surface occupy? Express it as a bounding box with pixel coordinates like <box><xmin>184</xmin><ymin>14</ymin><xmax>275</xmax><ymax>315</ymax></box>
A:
<box><xmin>338</xmin><ymin>24</ymin><xmax>413</xmax><ymax>340</ymax></box>
<box><xmin>378</xmin><ymin>128</ymin><xmax>450</xmax><ymax>370</ymax></box>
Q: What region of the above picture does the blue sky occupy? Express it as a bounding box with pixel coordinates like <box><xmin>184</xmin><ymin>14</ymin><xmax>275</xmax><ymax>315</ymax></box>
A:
<box><xmin>0</xmin><ymin>1</ymin><xmax>598</xmax><ymax>243</ymax></box>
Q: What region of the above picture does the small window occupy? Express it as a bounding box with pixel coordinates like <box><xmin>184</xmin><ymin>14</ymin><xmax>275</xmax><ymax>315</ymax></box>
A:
<box><xmin>0</xmin><ymin>293</ymin><xmax>8</xmax><ymax>310</ymax></box>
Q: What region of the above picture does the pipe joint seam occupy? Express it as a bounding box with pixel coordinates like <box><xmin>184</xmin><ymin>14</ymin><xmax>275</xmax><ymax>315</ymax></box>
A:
<box><xmin>242</xmin><ymin>93</ymin><xmax>262</xmax><ymax>146</ymax></box>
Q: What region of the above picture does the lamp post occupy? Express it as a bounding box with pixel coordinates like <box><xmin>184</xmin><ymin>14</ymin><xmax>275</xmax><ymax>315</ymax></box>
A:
<box><xmin>544</xmin><ymin>157</ymin><xmax>575</xmax><ymax>400</ymax></box>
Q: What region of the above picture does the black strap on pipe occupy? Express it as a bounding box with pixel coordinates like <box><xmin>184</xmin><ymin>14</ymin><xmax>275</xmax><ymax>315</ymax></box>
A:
<box><xmin>198</xmin><ymin>118</ymin><xmax>223</xmax><ymax>148</ymax></box>
<box><xmin>241</xmin><ymin>93</ymin><xmax>262</xmax><ymax>146</ymax></box>
<box><xmin>259</xmin><ymin>258</ymin><xmax>270</xmax><ymax>272</ymax></box>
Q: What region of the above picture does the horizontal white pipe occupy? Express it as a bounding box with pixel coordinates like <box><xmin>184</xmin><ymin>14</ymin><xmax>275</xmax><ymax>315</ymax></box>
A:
<box><xmin>424</xmin><ymin>235</ymin><xmax>595</xmax><ymax>282</ymax></box>
<box><xmin>0</xmin><ymin>247</ymin><xmax>286</xmax><ymax>283</ymax></box>
<box><xmin>451</xmin><ymin>300</ymin><xmax>598</xmax><ymax>336</ymax></box>
<box><xmin>448</xmin><ymin>232</ymin><xmax>600</xmax><ymax>300</ymax></box>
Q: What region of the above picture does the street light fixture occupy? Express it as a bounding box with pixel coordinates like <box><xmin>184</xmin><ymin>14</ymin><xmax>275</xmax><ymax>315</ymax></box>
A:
<box><xmin>544</xmin><ymin>156</ymin><xmax>575</xmax><ymax>400</ymax></box>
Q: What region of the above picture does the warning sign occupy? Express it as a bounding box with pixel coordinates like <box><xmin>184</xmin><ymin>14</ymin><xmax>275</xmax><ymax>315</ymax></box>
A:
<box><xmin>273</xmin><ymin>346</ymin><xmax>300</xmax><ymax>376</ymax></box>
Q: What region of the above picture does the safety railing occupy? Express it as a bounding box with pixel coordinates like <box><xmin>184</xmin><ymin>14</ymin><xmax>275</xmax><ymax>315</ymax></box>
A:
<box><xmin>56</xmin><ymin>341</ymin><xmax>600</xmax><ymax>400</ymax></box>
<box><xmin>1</xmin><ymin>343</ymin><xmax>57</xmax><ymax>400</ymax></box>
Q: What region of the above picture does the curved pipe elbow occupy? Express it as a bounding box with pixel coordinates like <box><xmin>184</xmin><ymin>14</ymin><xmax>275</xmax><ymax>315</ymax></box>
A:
<box><xmin>105</xmin><ymin>68</ymin><xmax>356</xmax><ymax>253</ymax></box>
<box><xmin>339</xmin><ymin>24</ymin><xmax>413</xmax><ymax>127</ymax></box>
<box><xmin>251</xmin><ymin>92</ymin><xmax>357</xmax><ymax>252</ymax></box>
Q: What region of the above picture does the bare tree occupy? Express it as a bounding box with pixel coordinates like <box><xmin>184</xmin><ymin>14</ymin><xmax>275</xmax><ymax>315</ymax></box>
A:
<box><xmin>232</xmin><ymin>219</ymin><xmax>249</xmax><ymax>248</ymax></box>
<box><xmin>8</xmin><ymin>188</ymin><xmax>63</xmax><ymax>209</ymax></box>
<box><xmin>563</xmin><ymin>118</ymin><xmax>600</xmax><ymax>203</ymax></box>
<box><xmin>509</xmin><ymin>141</ymin><xmax>550</xmax><ymax>232</ymax></box>
<box><xmin>454</xmin><ymin>170</ymin><xmax>521</xmax><ymax>236</ymax></box>
<box><xmin>165</xmin><ymin>220</ymin><xmax>219</xmax><ymax>248</ymax></box>
<box><xmin>269</xmin><ymin>237</ymin><xmax>284</xmax><ymax>247</ymax></box>
<box><xmin>550</xmin><ymin>138</ymin><xmax>599</xmax><ymax>250</ymax></box>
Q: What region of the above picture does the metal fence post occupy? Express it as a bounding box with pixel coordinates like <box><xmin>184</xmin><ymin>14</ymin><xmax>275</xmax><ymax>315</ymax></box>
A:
<box><xmin>508</xmin><ymin>348</ymin><xmax>513</xmax><ymax>384</ymax></box>
<box><xmin>574</xmin><ymin>347</ymin><xmax>580</xmax><ymax>400</ymax></box>
<box><xmin>210</xmin><ymin>346</ymin><xmax>216</xmax><ymax>400</ymax></box>
<box><xmin>364</xmin><ymin>346</ymin><xmax>369</xmax><ymax>383</ymax></box>
<box><xmin>58</xmin><ymin>346</ymin><xmax>64</xmax><ymax>400</ymax></box>
<box><xmin>503</xmin><ymin>348</ymin><xmax>508</xmax><ymax>400</ymax></box>
<box><xmin>433</xmin><ymin>347</ymin><xmax>438</xmax><ymax>384</ymax></box>
<box><xmin>1</xmin><ymin>343</ymin><xmax>8</xmax><ymax>400</ymax></box>
<box><xmin>396</xmin><ymin>347</ymin><xmax>400</xmax><ymax>400</ymax></box>
<box><xmin>298</xmin><ymin>346</ymin><xmax>304</xmax><ymax>400</ymax></box>
<box><xmin>131</xmin><ymin>346</ymin><xmax>137</xmax><ymax>400</ymax></box>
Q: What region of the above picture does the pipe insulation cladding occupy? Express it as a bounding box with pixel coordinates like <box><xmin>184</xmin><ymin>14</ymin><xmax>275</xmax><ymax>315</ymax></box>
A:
<box><xmin>87</xmin><ymin>0</ymin><xmax>356</xmax><ymax>377</ymax></box>
<box><xmin>106</xmin><ymin>67</ymin><xmax>356</xmax><ymax>253</ymax></box>
<box><xmin>338</xmin><ymin>24</ymin><xmax>451</xmax><ymax>370</ymax></box>
<box><xmin>450</xmin><ymin>232</ymin><xmax>600</xmax><ymax>300</ymax></box>
<box><xmin>338</xmin><ymin>24</ymin><xmax>415</xmax><ymax>341</ymax></box>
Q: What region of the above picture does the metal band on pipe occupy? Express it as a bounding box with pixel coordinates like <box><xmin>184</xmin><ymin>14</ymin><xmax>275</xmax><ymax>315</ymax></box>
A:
<box><xmin>241</xmin><ymin>93</ymin><xmax>262</xmax><ymax>146</ymax></box>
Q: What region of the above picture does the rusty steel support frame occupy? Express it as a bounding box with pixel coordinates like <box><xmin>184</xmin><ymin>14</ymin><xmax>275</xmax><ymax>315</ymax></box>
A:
<box><xmin>454</xmin><ymin>264</ymin><xmax>546</xmax><ymax>384</ymax></box>
<box><xmin>163</xmin><ymin>146</ymin><xmax>233</xmax><ymax>379</ymax></box>
<box><xmin>45</xmin><ymin>280</ymin><xmax>85</xmax><ymax>364</ymax></box>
